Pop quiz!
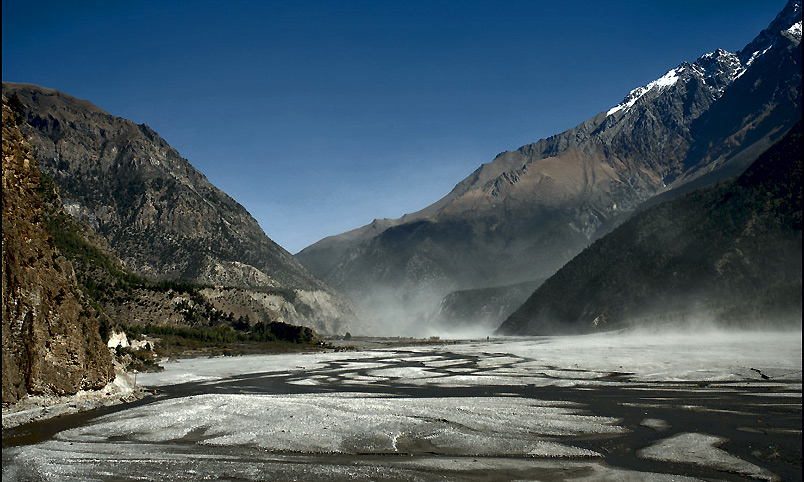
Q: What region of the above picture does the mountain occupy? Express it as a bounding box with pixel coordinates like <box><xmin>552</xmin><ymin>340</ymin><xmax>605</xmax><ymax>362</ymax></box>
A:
<box><xmin>497</xmin><ymin>119</ymin><xmax>802</xmax><ymax>335</ymax></box>
<box><xmin>433</xmin><ymin>278</ymin><xmax>545</xmax><ymax>333</ymax></box>
<box><xmin>296</xmin><ymin>1</ymin><xmax>802</xmax><ymax>333</ymax></box>
<box><xmin>2</xmin><ymin>83</ymin><xmax>319</xmax><ymax>290</ymax></box>
<box><xmin>2</xmin><ymin>83</ymin><xmax>360</xmax><ymax>335</ymax></box>
<box><xmin>2</xmin><ymin>95</ymin><xmax>114</xmax><ymax>404</ymax></box>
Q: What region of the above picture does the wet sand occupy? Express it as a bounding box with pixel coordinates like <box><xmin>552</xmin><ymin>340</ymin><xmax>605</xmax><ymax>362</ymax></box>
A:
<box><xmin>3</xmin><ymin>332</ymin><xmax>801</xmax><ymax>481</ymax></box>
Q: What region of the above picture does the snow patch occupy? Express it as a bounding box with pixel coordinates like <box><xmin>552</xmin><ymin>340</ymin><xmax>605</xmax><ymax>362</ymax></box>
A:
<box><xmin>107</xmin><ymin>331</ymin><xmax>129</xmax><ymax>349</ymax></box>
<box><xmin>746</xmin><ymin>45</ymin><xmax>773</xmax><ymax>68</ymax></box>
<box><xmin>607</xmin><ymin>48</ymin><xmax>745</xmax><ymax>116</ymax></box>
<box><xmin>787</xmin><ymin>20</ymin><xmax>802</xmax><ymax>40</ymax></box>
<box><xmin>106</xmin><ymin>330</ymin><xmax>152</xmax><ymax>350</ymax></box>
<box><xmin>606</xmin><ymin>67</ymin><xmax>682</xmax><ymax>116</ymax></box>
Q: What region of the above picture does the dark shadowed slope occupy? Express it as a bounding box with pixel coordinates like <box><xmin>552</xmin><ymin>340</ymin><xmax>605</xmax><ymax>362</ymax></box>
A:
<box><xmin>498</xmin><ymin>120</ymin><xmax>802</xmax><ymax>335</ymax></box>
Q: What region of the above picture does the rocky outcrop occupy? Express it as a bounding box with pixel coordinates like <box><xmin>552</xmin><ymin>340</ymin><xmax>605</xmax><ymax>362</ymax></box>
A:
<box><xmin>297</xmin><ymin>1</ymin><xmax>802</xmax><ymax>331</ymax></box>
<box><xmin>2</xmin><ymin>96</ymin><xmax>114</xmax><ymax>405</ymax></box>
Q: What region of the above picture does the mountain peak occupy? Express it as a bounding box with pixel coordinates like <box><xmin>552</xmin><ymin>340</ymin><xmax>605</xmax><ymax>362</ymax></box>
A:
<box><xmin>738</xmin><ymin>0</ymin><xmax>802</xmax><ymax>64</ymax></box>
<box><xmin>606</xmin><ymin>66</ymin><xmax>683</xmax><ymax>116</ymax></box>
<box><xmin>605</xmin><ymin>48</ymin><xmax>743</xmax><ymax>118</ymax></box>
<box><xmin>2</xmin><ymin>82</ymin><xmax>323</xmax><ymax>291</ymax></box>
<box><xmin>606</xmin><ymin>1</ymin><xmax>801</xmax><ymax>119</ymax></box>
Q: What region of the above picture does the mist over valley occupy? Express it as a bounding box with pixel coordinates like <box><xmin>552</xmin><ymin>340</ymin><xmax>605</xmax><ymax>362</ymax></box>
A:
<box><xmin>2</xmin><ymin>1</ymin><xmax>801</xmax><ymax>480</ymax></box>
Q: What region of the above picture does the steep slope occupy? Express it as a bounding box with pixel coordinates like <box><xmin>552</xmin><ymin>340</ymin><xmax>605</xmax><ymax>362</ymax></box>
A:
<box><xmin>2</xmin><ymin>96</ymin><xmax>114</xmax><ymax>404</ymax></box>
<box><xmin>2</xmin><ymin>84</ymin><xmax>359</xmax><ymax>334</ymax></box>
<box><xmin>33</xmin><ymin>166</ymin><xmax>333</xmax><ymax>348</ymax></box>
<box><xmin>434</xmin><ymin>278</ymin><xmax>545</xmax><ymax>333</ymax></box>
<box><xmin>2</xmin><ymin>83</ymin><xmax>322</xmax><ymax>291</ymax></box>
<box><xmin>498</xmin><ymin>120</ymin><xmax>802</xmax><ymax>335</ymax></box>
<box><xmin>297</xmin><ymin>1</ymin><xmax>802</xmax><ymax>332</ymax></box>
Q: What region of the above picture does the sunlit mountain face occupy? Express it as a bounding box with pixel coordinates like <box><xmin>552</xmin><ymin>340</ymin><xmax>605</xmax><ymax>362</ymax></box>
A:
<box><xmin>297</xmin><ymin>0</ymin><xmax>802</xmax><ymax>335</ymax></box>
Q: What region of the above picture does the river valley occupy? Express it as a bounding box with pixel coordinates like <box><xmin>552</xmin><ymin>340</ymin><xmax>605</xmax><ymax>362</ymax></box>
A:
<box><xmin>3</xmin><ymin>330</ymin><xmax>801</xmax><ymax>481</ymax></box>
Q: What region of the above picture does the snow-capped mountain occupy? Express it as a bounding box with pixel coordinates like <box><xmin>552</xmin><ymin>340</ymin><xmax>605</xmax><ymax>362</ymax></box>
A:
<box><xmin>297</xmin><ymin>0</ymin><xmax>802</xmax><ymax>334</ymax></box>
<box><xmin>739</xmin><ymin>0</ymin><xmax>801</xmax><ymax>65</ymax></box>
<box><xmin>606</xmin><ymin>49</ymin><xmax>742</xmax><ymax>118</ymax></box>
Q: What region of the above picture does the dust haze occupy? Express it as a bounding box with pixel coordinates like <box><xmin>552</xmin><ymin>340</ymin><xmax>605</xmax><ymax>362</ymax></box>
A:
<box><xmin>351</xmin><ymin>282</ymin><xmax>802</xmax><ymax>340</ymax></box>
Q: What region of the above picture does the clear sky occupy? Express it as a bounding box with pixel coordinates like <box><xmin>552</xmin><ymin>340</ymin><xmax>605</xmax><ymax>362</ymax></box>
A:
<box><xmin>2</xmin><ymin>0</ymin><xmax>786</xmax><ymax>254</ymax></box>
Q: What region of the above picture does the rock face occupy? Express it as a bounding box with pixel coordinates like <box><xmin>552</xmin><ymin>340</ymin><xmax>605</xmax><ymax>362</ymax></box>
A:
<box><xmin>297</xmin><ymin>1</ymin><xmax>802</xmax><ymax>331</ymax></box>
<box><xmin>2</xmin><ymin>96</ymin><xmax>114</xmax><ymax>404</ymax></box>
<box><xmin>1</xmin><ymin>83</ymin><xmax>322</xmax><ymax>292</ymax></box>
<box><xmin>497</xmin><ymin>120</ymin><xmax>802</xmax><ymax>335</ymax></box>
<box><xmin>1</xmin><ymin>83</ymin><xmax>359</xmax><ymax>334</ymax></box>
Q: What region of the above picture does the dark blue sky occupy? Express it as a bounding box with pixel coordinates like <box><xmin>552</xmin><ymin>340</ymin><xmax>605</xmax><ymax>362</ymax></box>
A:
<box><xmin>2</xmin><ymin>0</ymin><xmax>786</xmax><ymax>253</ymax></box>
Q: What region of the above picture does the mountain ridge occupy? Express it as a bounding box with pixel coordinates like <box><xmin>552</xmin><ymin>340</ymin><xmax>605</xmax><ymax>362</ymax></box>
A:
<box><xmin>297</xmin><ymin>0</ymin><xmax>802</xmax><ymax>333</ymax></box>
<box><xmin>2</xmin><ymin>82</ymin><xmax>321</xmax><ymax>291</ymax></box>
<box><xmin>497</xmin><ymin>119</ymin><xmax>802</xmax><ymax>335</ymax></box>
<box><xmin>2</xmin><ymin>83</ymin><xmax>362</xmax><ymax>335</ymax></box>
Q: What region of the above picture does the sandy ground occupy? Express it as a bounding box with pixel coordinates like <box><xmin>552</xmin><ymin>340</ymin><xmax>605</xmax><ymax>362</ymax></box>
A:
<box><xmin>2</xmin><ymin>330</ymin><xmax>801</xmax><ymax>481</ymax></box>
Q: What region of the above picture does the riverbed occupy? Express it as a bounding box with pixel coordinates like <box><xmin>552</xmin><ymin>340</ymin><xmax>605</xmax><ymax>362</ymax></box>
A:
<box><xmin>3</xmin><ymin>329</ymin><xmax>801</xmax><ymax>481</ymax></box>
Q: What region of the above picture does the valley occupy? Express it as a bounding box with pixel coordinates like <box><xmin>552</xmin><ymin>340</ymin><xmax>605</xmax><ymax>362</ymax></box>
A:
<box><xmin>1</xmin><ymin>1</ymin><xmax>801</xmax><ymax>480</ymax></box>
<box><xmin>3</xmin><ymin>331</ymin><xmax>801</xmax><ymax>481</ymax></box>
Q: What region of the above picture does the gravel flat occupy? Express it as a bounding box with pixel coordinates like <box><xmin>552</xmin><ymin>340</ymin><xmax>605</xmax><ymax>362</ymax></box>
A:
<box><xmin>3</xmin><ymin>330</ymin><xmax>801</xmax><ymax>481</ymax></box>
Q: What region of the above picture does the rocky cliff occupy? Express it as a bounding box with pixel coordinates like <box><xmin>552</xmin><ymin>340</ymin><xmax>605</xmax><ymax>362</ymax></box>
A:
<box><xmin>297</xmin><ymin>1</ymin><xmax>802</xmax><ymax>332</ymax></box>
<box><xmin>2</xmin><ymin>96</ymin><xmax>114</xmax><ymax>405</ymax></box>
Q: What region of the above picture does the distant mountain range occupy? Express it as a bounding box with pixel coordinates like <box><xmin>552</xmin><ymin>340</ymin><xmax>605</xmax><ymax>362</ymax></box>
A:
<box><xmin>498</xmin><ymin>119</ymin><xmax>802</xmax><ymax>335</ymax></box>
<box><xmin>297</xmin><ymin>0</ymin><xmax>802</xmax><ymax>333</ymax></box>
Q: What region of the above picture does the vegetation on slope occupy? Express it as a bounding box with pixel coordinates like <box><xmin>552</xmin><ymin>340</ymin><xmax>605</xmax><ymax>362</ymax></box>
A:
<box><xmin>498</xmin><ymin>120</ymin><xmax>802</xmax><ymax>335</ymax></box>
<box><xmin>30</xmin><ymin>149</ymin><xmax>324</xmax><ymax>367</ymax></box>
<box><xmin>2</xmin><ymin>95</ymin><xmax>114</xmax><ymax>403</ymax></box>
